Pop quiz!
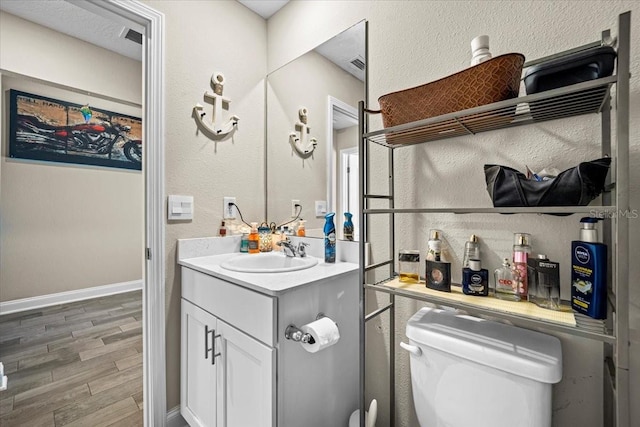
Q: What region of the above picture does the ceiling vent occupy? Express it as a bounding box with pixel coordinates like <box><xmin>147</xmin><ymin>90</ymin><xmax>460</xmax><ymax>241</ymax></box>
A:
<box><xmin>120</xmin><ymin>27</ymin><xmax>142</xmax><ymax>45</ymax></box>
<box><xmin>349</xmin><ymin>55</ymin><xmax>365</xmax><ymax>71</ymax></box>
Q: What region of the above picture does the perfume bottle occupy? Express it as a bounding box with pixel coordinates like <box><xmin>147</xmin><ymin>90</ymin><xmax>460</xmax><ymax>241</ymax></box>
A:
<box><xmin>218</xmin><ymin>220</ymin><xmax>227</xmax><ymax>237</ymax></box>
<box><xmin>426</xmin><ymin>230</ymin><xmax>442</xmax><ymax>261</ymax></box>
<box><xmin>462</xmin><ymin>234</ymin><xmax>480</xmax><ymax>268</ymax></box>
<box><xmin>513</xmin><ymin>233</ymin><xmax>531</xmax><ymax>300</ymax></box>
<box><xmin>494</xmin><ymin>258</ymin><xmax>520</xmax><ymax>301</ymax></box>
<box><xmin>398</xmin><ymin>250</ymin><xmax>420</xmax><ymax>283</ymax></box>
<box><xmin>462</xmin><ymin>259</ymin><xmax>488</xmax><ymax>296</ymax></box>
<box><xmin>528</xmin><ymin>254</ymin><xmax>560</xmax><ymax>310</ymax></box>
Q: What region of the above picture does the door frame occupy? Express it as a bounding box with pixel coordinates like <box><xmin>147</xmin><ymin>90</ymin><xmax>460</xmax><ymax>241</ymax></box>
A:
<box><xmin>326</xmin><ymin>96</ymin><xmax>358</xmax><ymax>214</ymax></box>
<box><xmin>80</xmin><ymin>1</ymin><xmax>166</xmax><ymax>425</ymax></box>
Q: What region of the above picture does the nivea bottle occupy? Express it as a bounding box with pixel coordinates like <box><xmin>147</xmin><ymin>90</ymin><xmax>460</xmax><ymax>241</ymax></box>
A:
<box><xmin>571</xmin><ymin>217</ymin><xmax>607</xmax><ymax>319</ymax></box>
<box><xmin>324</xmin><ymin>212</ymin><xmax>336</xmax><ymax>263</ymax></box>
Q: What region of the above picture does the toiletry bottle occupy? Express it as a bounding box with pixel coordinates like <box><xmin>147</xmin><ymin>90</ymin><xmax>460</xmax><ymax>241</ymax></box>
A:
<box><xmin>240</xmin><ymin>233</ymin><xmax>249</xmax><ymax>253</ymax></box>
<box><xmin>297</xmin><ymin>220</ymin><xmax>306</xmax><ymax>237</ymax></box>
<box><xmin>528</xmin><ymin>254</ymin><xmax>561</xmax><ymax>310</ymax></box>
<box><xmin>462</xmin><ymin>234</ymin><xmax>480</xmax><ymax>268</ymax></box>
<box><xmin>248</xmin><ymin>222</ymin><xmax>259</xmax><ymax>254</ymax></box>
<box><xmin>462</xmin><ymin>259</ymin><xmax>489</xmax><ymax>296</ymax></box>
<box><xmin>470</xmin><ymin>35</ymin><xmax>492</xmax><ymax>65</ymax></box>
<box><xmin>512</xmin><ymin>233</ymin><xmax>531</xmax><ymax>300</ymax></box>
<box><xmin>218</xmin><ymin>220</ymin><xmax>227</xmax><ymax>237</ymax></box>
<box><xmin>324</xmin><ymin>212</ymin><xmax>336</xmax><ymax>263</ymax></box>
<box><xmin>571</xmin><ymin>217</ymin><xmax>607</xmax><ymax>319</ymax></box>
<box><xmin>344</xmin><ymin>212</ymin><xmax>354</xmax><ymax>241</ymax></box>
<box><xmin>426</xmin><ymin>230</ymin><xmax>442</xmax><ymax>261</ymax></box>
<box><xmin>494</xmin><ymin>258</ymin><xmax>520</xmax><ymax>301</ymax></box>
<box><xmin>398</xmin><ymin>250</ymin><xmax>420</xmax><ymax>283</ymax></box>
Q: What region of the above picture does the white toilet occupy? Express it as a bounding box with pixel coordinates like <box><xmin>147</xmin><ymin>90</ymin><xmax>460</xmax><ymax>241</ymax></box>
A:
<box><xmin>402</xmin><ymin>307</ymin><xmax>562</xmax><ymax>427</ymax></box>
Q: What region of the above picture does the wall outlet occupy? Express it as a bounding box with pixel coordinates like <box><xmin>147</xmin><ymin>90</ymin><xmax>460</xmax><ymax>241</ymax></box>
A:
<box><xmin>291</xmin><ymin>199</ymin><xmax>300</xmax><ymax>217</ymax></box>
<box><xmin>223</xmin><ymin>197</ymin><xmax>237</xmax><ymax>219</ymax></box>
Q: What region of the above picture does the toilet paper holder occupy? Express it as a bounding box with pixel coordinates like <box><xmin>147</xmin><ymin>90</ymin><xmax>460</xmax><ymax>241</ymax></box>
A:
<box><xmin>285</xmin><ymin>313</ymin><xmax>328</xmax><ymax>344</ymax></box>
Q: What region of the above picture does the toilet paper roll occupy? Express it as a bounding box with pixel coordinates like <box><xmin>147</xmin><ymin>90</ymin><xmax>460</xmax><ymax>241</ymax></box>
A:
<box><xmin>300</xmin><ymin>317</ymin><xmax>340</xmax><ymax>353</ymax></box>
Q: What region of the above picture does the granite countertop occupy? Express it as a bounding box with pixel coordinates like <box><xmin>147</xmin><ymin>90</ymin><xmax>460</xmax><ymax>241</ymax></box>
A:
<box><xmin>178</xmin><ymin>252</ymin><xmax>358</xmax><ymax>296</ymax></box>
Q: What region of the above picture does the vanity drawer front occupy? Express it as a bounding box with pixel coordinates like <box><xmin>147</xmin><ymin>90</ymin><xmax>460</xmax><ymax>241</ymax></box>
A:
<box><xmin>182</xmin><ymin>267</ymin><xmax>276</xmax><ymax>346</ymax></box>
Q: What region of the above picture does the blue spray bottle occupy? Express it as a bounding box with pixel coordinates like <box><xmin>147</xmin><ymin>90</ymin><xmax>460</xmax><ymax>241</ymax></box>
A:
<box><xmin>571</xmin><ymin>217</ymin><xmax>607</xmax><ymax>319</ymax></box>
<box><xmin>343</xmin><ymin>212</ymin><xmax>354</xmax><ymax>241</ymax></box>
<box><xmin>324</xmin><ymin>212</ymin><xmax>336</xmax><ymax>263</ymax></box>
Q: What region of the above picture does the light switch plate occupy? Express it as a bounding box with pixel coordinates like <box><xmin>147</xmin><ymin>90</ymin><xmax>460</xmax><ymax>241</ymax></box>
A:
<box><xmin>168</xmin><ymin>195</ymin><xmax>194</xmax><ymax>220</ymax></box>
<box><xmin>315</xmin><ymin>200</ymin><xmax>327</xmax><ymax>217</ymax></box>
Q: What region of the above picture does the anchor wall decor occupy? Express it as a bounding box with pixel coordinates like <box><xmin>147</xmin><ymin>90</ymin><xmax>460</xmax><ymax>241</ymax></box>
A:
<box><xmin>193</xmin><ymin>72</ymin><xmax>239</xmax><ymax>139</ymax></box>
<box><xmin>289</xmin><ymin>107</ymin><xmax>317</xmax><ymax>158</ymax></box>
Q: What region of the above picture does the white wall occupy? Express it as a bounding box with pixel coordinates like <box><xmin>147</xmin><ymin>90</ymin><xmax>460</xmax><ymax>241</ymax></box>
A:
<box><xmin>0</xmin><ymin>11</ymin><xmax>143</xmax><ymax>302</ymax></box>
<box><xmin>267</xmin><ymin>50</ymin><xmax>364</xmax><ymax>231</ymax></box>
<box><xmin>268</xmin><ymin>1</ymin><xmax>640</xmax><ymax>426</ymax></box>
<box><xmin>145</xmin><ymin>0</ymin><xmax>268</xmax><ymax>410</ymax></box>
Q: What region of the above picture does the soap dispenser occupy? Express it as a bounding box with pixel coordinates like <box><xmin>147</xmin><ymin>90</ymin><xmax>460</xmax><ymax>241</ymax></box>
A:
<box><xmin>248</xmin><ymin>222</ymin><xmax>259</xmax><ymax>254</ymax></box>
<box><xmin>571</xmin><ymin>217</ymin><xmax>607</xmax><ymax>319</ymax></box>
<box><xmin>297</xmin><ymin>219</ymin><xmax>306</xmax><ymax>237</ymax></box>
<box><xmin>324</xmin><ymin>213</ymin><xmax>336</xmax><ymax>263</ymax></box>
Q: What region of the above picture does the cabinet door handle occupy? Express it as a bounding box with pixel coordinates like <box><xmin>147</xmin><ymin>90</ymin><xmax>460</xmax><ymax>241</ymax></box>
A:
<box><xmin>205</xmin><ymin>325</ymin><xmax>221</xmax><ymax>365</ymax></box>
<box><xmin>211</xmin><ymin>331</ymin><xmax>221</xmax><ymax>366</ymax></box>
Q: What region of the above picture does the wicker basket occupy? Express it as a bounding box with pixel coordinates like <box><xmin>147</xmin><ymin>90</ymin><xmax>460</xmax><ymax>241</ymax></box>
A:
<box><xmin>378</xmin><ymin>53</ymin><xmax>525</xmax><ymax>129</ymax></box>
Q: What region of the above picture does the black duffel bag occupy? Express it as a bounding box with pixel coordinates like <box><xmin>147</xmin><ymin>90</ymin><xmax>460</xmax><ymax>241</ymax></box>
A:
<box><xmin>484</xmin><ymin>157</ymin><xmax>611</xmax><ymax>207</ymax></box>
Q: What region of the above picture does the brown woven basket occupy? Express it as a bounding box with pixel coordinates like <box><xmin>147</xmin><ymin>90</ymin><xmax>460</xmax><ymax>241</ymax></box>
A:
<box><xmin>378</xmin><ymin>53</ymin><xmax>525</xmax><ymax>129</ymax></box>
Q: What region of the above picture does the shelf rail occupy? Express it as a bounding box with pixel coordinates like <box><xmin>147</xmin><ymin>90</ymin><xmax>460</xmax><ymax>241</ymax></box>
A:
<box><xmin>359</xmin><ymin>12</ymin><xmax>630</xmax><ymax>427</ymax></box>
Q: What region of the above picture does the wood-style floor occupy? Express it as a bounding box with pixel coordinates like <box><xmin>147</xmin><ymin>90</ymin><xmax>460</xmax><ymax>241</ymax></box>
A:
<box><xmin>0</xmin><ymin>291</ymin><xmax>143</xmax><ymax>427</ymax></box>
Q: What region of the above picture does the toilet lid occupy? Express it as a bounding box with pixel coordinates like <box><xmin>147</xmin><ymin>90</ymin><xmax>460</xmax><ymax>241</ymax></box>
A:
<box><xmin>406</xmin><ymin>307</ymin><xmax>562</xmax><ymax>383</ymax></box>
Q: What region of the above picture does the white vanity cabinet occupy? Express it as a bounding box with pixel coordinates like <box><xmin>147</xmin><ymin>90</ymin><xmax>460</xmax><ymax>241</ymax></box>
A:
<box><xmin>180</xmin><ymin>267</ymin><xmax>275</xmax><ymax>427</ymax></box>
<box><xmin>178</xmin><ymin>244</ymin><xmax>360</xmax><ymax>427</ymax></box>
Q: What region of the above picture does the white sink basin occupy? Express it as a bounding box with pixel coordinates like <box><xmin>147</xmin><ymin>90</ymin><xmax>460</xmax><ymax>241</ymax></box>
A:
<box><xmin>220</xmin><ymin>252</ymin><xmax>318</xmax><ymax>273</ymax></box>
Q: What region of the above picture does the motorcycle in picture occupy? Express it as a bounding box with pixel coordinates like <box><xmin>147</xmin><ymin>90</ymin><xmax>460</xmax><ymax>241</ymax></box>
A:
<box><xmin>15</xmin><ymin>114</ymin><xmax>141</xmax><ymax>165</ymax></box>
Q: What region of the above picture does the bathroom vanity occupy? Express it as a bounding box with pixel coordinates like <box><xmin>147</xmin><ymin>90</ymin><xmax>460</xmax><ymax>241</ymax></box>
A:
<box><xmin>178</xmin><ymin>237</ymin><xmax>359</xmax><ymax>427</ymax></box>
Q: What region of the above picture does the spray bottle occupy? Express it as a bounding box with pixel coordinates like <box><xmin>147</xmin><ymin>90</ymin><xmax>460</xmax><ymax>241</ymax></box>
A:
<box><xmin>324</xmin><ymin>213</ymin><xmax>336</xmax><ymax>263</ymax></box>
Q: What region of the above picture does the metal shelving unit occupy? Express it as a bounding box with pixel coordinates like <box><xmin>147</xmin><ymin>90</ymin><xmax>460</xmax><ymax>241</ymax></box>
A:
<box><xmin>358</xmin><ymin>11</ymin><xmax>630</xmax><ymax>427</ymax></box>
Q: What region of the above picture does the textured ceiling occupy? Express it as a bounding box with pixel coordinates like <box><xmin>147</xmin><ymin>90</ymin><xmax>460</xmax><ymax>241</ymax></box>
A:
<box><xmin>315</xmin><ymin>21</ymin><xmax>366</xmax><ymax>82</ymax></box>
<box><xmin>0</xmin><ymin>0</ymin><xmax>142</xmax><ymax>61</ymax></box>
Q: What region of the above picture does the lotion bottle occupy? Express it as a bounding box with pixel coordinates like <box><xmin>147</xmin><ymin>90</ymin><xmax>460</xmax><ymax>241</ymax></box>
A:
<box><xmin>571</xmin><ymin>217</ymin><xmax>607</xmax><ymax>319</ymax></box>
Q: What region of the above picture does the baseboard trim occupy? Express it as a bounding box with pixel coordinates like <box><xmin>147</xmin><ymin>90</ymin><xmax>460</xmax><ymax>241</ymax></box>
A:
<box><xmin>167</xmin><ymin>406</ymin><xmax>187</xmax><ymax>427</ymax></box>
<box><xmin>0</xmin><ymin>280</ymin><xmax>143</xmax><ymax>315</ymax></box>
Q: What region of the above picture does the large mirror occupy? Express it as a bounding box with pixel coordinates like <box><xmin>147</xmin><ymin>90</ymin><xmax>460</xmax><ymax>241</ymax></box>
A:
<box><xmin>266</xmin><ymin>21</ymin><xmax>366</xmax><ymax>240</ymax></box>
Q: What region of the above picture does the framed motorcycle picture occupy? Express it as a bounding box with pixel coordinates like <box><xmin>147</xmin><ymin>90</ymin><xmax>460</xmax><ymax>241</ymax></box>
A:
<box><xmin>8</xmin><ymin>89</ymin><xmax>142</xmax><ymax>171</ymax></box>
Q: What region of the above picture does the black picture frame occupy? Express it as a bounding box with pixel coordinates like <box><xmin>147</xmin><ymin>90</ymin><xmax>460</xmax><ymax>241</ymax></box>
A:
<box><xmin>9</xmin><ymin>89</ymin><xmax>142</xmax><ymax>171</ymax></box>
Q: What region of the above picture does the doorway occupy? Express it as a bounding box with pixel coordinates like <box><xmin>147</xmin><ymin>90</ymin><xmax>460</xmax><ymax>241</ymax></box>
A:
<box><xmin>0</xmin><ymin>1</ymin><xmax>165</xmax><ymax>425</ymax></box>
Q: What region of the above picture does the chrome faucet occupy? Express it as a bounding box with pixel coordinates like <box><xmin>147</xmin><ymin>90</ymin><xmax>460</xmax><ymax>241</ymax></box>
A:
<box><xmin>278</xmin><ymin>239</ymin><xmax>297</xmax><ymax>257</ymax></box>
<box><xmin>277</xmin><ymin>238</ymin><xmax>310</xmax><ymax>258</ymax></box>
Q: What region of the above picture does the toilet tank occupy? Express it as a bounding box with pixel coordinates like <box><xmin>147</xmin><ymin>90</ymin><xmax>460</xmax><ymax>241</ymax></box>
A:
<box><xmin>405</xmin><ymin>307</ymin><xmax>562</xmax><ymax>427</ymax></box>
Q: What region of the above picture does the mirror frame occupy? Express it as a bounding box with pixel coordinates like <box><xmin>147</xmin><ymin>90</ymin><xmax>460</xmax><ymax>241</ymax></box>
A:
<box><xmin>78</xmin><ymin>1</ymin><xmax>166</xmax><ymax>425</ymax></box>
